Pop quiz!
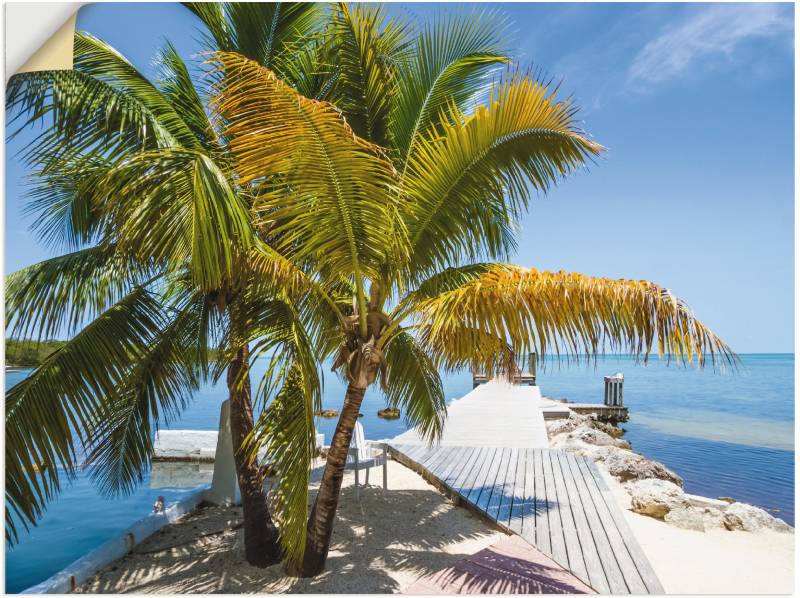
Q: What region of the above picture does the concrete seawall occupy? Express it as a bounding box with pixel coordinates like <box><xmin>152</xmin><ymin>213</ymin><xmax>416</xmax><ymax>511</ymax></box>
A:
<box><xmin>22</xmin><ymin>486</ymin><xmax>208</xmax><ymax>594</ymax></box>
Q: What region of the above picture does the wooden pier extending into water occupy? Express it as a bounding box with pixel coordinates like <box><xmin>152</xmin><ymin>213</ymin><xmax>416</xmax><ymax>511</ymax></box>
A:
<box><xmin>388</xmin><ymin>445</ymin><xmax>662</xmax><ymax>594</ymax></box>
<box><xmin>388</xmin><ymin>380</ymin><xmax>662</xmax><ymax>594</ymax></box>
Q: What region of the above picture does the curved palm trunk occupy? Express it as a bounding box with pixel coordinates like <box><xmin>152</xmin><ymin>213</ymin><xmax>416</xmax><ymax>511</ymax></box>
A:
<box><xmin>291</xmin><ymin>381</ymin><xmax>367</xmax><ymax>577</ymax></box>
<box><xmin>227</xmin><ymin>343</ymin><xmax>282</xmax><ymax>567</ymax></box>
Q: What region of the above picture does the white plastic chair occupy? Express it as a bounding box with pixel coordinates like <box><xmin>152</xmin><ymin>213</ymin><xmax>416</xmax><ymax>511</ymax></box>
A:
<box><xmin>346</xmin><ymin>421</ymin><xmax>388</xmax><ymax>499</ymax></box>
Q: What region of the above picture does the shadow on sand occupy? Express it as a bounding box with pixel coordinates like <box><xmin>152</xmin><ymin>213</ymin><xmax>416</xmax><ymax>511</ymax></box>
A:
<box><xmin>76</xmin><ymin>480</ymin><xmax>502</xmax><ymax>594</ymax></box>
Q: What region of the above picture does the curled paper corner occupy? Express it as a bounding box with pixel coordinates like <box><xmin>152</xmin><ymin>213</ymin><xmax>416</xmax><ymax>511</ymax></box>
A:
<box><xmin>6</xmin><ymin>3</ymin><xmax>86</xmax><ymax>79</ymax></box>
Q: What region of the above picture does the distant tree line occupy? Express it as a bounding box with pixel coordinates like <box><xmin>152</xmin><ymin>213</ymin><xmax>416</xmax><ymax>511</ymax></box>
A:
<box><xmin>6</xmin><ymin>339</ymin><xmax>66</xmax><ymax>367</ymax></box>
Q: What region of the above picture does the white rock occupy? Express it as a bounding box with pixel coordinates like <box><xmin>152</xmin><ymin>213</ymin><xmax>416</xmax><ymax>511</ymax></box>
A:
<box><xmin>570</xmin><ymin>425</ymin><xmax>629</xmax><ymax>449</ymax></box>
<box><xmin>546</xmin><ymin>413</ymin><xmax>588</xmax><ymax>436</ymax></box>
<box><xmin>664</xmin><ymin>507</ymin><xmax>707</xmax><ymax>531</ymax></box>
<box><xmin>684</xmin><ymin>493</ymin><xmax>730</xmax><ymax>510</ymax></box>
<box><xmin>722</xmin><ymin>503</ymin><xmax>793</xmax><ymax>533</ymax></box>
<box><xmin>549</xmin><ymin>434</ymin><xmax>607</xmax><ymax>459</ymax></box>
<box><xmin>626</xmin><ymin>478</ymin><xmax>688</xmax><ymax>519</ymax></box>
<box><xmin>664</xmin><ymin>506</ymin><xmax>725</xmax><ymax>532</ymax></box>
<box><xmin>601</xmin><ymin>449</ymin><xmax>684</xmax><ymax>487</ymax></box>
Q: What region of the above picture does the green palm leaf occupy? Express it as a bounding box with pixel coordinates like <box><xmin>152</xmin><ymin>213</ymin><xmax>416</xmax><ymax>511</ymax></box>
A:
<box><xmin>247</xmin><ymin>363</ymin><xmax>318</xmax><ymax>565</ymax></box>
<box><xmin>390</xmin><ymin>10</ymin><xmax>510</xmax><ymax>162</ymax></box>
<box><xmin>155</xmin><ymin>41</ymin><xmax>220</xmax><ymax>154</ymax></box>
<box><xmin>94</xmin><ymin>149</ymin><xmax>254</xmax><ymax>291</ymax></box>
<box><xmin>238</xmin><ymin>294</ymin><xmax>322</xmax><ymax>565</ymax></box>
<box><xmin>5</xmin><ymin>287</ymin><xmax>166</xmax><ymax>541</ymax></box>
<box><xmin>85</xmin><ymin>292</ymin><xmax>206</xmax><ymax>497</ymax></box>
<box><xmin>326</xmin><ymin>3</ymin><xmax>411</xmax><ymax>146</ymax></box>
<box><xmin>7</xmin><ymin>69</ymin><xmax>177</xmax><ymax>163</ymax></box>
<box><xmin>6</xmin><ymin>244</ymin><xmax>155</xmax><ymax>340</ymax></box>
<box><xmin>22</xmin><ymin>155</ymin><xmax>113</xmax><ymax>250</ymax></box>
<box><xmin>185</xmin><ymin>2</ymin><xmax>323</xmax><ymax>73</ymax></box>
<box><xmin>382</xmin><ymin>330</ymin><xmax>446</xmax><ymax>443</ymax></box>
<box><xmin>74</xmin><ymin>32</ymin><xmax>199</xmax><ymax>149</ymax></box>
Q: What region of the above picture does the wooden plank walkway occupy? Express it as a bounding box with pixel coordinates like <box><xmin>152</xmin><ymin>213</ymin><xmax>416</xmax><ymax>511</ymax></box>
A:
<box><xmin>390</xmin><ymin>444</ymin><xmax>664</xmax><ymax>595</ymax></box>
<box><xmin>391</xmin><ymin>381</ymin><xmax>552</xmax><ymax>448</ymax></box>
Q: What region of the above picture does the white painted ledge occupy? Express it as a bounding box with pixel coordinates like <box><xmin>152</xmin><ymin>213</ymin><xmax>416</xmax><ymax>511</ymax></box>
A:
<box><xmin>153</xmin><ymin>430</ymin><xmax>219</xmax><ymax>461</ymax></box>
<box><xmin>22</xmin><ymin>402</ymin><xmax>331</xmax><ymax>593</ymax></box>
<box><xmin>153</xmin><ymin>429</ymin><xmax>325</xmax><ymax>461</ymax></box>
<box><xmin>21</xmin><ymin>485</ymin><xmax>209</xmax><ymax>594</ymax></box>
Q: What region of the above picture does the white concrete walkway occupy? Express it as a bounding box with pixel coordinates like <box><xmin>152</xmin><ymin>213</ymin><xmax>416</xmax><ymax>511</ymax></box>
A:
<box><xmin>391</xmin><ymin>381</ymin><xmax>562</xmax><ymax>448</ymax></box>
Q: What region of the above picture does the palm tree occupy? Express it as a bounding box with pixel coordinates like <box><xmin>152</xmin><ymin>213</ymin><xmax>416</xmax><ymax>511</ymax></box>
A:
<box><xmin>4</xmin><ymin>4</ymin><xmax>330</xmax><ymax>566</ymax></box>
<box><xmin>210</xmin><ymin>7</ymin><xmax>736</xmax><ymax>575</ymax></box>
<box><xmin>6</xmin><ymin>3</ymin><xmax>734</xmax><ymax>579</ymax></box>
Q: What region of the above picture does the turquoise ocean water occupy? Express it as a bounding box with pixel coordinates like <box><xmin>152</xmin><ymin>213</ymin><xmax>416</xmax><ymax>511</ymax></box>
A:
<box><xmin>5</xmin><ymin>354</ymin><xmax>794</xmax><ymax>592</ymax></box>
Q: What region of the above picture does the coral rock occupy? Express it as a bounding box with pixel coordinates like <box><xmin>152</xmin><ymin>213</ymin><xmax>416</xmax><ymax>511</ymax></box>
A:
<box><xmin>722</xmin><ymin>503</ymin><xmax>793</xmax><ymax>533</ymax></box>
<box><xmin>626</xmin><ymin>478</ymin><xmax>688</xmax><ymax>519</ymax></box>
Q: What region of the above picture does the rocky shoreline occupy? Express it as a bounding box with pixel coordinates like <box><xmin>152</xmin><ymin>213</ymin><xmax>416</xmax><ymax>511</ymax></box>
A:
<box><xmin>546</xmin><ymin>413</ymin><xmax>793</xmax><ymax>534</ymax></box>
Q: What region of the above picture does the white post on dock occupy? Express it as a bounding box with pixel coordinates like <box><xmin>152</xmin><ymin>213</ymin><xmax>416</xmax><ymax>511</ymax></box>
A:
<box><xmin>204</xmin><ymin>400</ymin><xmax>241</xmax><ymax>505</ymax></box>
<box><xmin>604</xmin><ymin>373</ymin><xmax>624</xmax><ymax>407</ymax></box>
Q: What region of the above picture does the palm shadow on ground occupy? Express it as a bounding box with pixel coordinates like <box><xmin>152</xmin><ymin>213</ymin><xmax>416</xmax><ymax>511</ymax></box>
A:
<box><xmin>77</xmin><ymin>466</ymin><xmax>508</xmax><ymax>594</ymax></box>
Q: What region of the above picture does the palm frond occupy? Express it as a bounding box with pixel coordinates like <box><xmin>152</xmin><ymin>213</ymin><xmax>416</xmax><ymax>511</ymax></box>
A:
<box><xmin>22</xmin><ymin>154</ymin><xmax>113</xmax><ymax>250</ymax></box>
<box><xmin>326</xmin><ymin>3</ymin><xmax>411</xmax><ymax>146</ymax></box>
<box><xmin>407</xmin><ymin>263</ymin><xmax>495</xmax><ymax>302</ymax></box>
<box><xmin>85</xmin><ymin>292</ymin><xmax>206</xmax><ymax>497</ymax></box>
<box><xmin>403</xmin><ymin>72</ymin><xmax>604</xmax><ymax>280</ymax></box>
<box><xmin>6</xmin><ymin>70</ymin><xmax>177</xmax><ymax>163</ymax></box>
<box><xmin>74</xmin><ymin>32</ymin><xmax>199</xmax><ymax>149</ymax></box>
<box><xmin>155</xmin><ymin>41</ymin><xmax>220</xmax><ymax>154</ymax></box>
<box><xmin>382</xmin><ymin>330</ymin><xmax>446</xmax><ymax>443</ymax></box>
<box><xmin>94</xmin><ymin>149</ymin><xmax>254</xmax><ymax>291</ymax></box>
<box><xmin>212</xmin><ymin>52</ymin><xmax>404</xmax><ymax>319</ymax></box>
<box><xmin>6</xmin><ymin>244</ymin><xmax>156</xmax><ymax>340</ymax></box>
<box><xmin>390</xmin><ymin>10</ymin><xmax>510</xmax><ymax>162</ymax></box>
<box><xmin>247</xmin><ymin>363</ymin><xmax>318</xmax><ymax>566</ymax></box>
<box><xmin>186</xmin><ymin>2</ymin><xmax>323</xmax><ymax>73</ymax></box>
<box><xmin>238</xmin><ymin>294</ymin><xmax>322</xmax><ymax>566</ymax></box>
<box><xmin>5</xmin><ymin>287</ymin><xmax>165</xmax><ymax>542</ymax></box>
<box><xmin>271</xmin><ymin>33</ymin><xmax>339</xmax><ymax>102</ymax></box>
<box><xmin>183</xmin><ymin>2</ymin><xmax>231</xmax><ymax>52</ymax></box>
<box><xmin>413</xmin><ymin>265</ymin><xmax>737</xmax><ymax>375</ymax></box>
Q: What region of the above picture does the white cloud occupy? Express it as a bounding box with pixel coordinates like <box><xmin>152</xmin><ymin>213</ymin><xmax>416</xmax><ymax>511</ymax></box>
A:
<box><xmin>628</xmin><ymin>4</ymin><xmax>792</xmax><ymax>86</ymax></box>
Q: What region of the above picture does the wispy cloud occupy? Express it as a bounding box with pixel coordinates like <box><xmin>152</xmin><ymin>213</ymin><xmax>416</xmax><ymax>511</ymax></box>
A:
<box><xmin>628</xmin><ymin>4</ymin><xmax>792</xmax><ymax>87</ymax></box>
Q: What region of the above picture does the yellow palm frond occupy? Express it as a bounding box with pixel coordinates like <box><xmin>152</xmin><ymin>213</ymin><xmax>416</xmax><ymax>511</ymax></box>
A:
<box><xmin>211</xmin><ymin>51</ymin><xmax>406</xmax><ymax>326</ymax></box>
<box><xmin>212</xmin><ymin>51</ymin><xmax>403</xmax><ymax>270</ymax></box>
<box><xmin>413</xmin><ymin>265</ymin><xmax>735</xmax><ymax>375</ymax></box>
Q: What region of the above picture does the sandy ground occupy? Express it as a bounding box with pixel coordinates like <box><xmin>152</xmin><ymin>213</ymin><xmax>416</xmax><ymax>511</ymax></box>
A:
<box><xmin>76</xmin><ymin>460</ymin><xmax>505</xmax><ymax>594</ymax></box>
<box><xmin>599</xmin><ymin>467</ymin><xmax>795</xmax><ymax>595</ymax></box>
<box><xmin>76</xmin><ymin>456</ymin><xmax>795</xmax><ymax>594</ymax></box>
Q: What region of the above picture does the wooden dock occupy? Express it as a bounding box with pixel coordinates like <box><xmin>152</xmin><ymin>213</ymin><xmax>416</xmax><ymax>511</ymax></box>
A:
<box><xmin>391</xmin><ymin>381</ymin><xmax>561</xmax><ymax>448</ymax></box>
<box><xmin>389</xmin><ymin>444</ymin><xmax>664</xmax><ymax>595</ymax></box>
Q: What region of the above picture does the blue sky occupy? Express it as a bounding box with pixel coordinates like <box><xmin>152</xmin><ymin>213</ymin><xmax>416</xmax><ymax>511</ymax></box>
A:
<box><xmin>5</xmin><ymin>2</ymin><xmax>795</xmax><ymax>352</ymax></box>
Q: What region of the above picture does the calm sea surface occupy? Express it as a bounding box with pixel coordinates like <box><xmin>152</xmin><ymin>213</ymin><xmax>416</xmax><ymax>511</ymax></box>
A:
<box><xmin>5</xmin><ymin>353</ymin><xmax>794</xmax><ymax>592</ymax></box>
